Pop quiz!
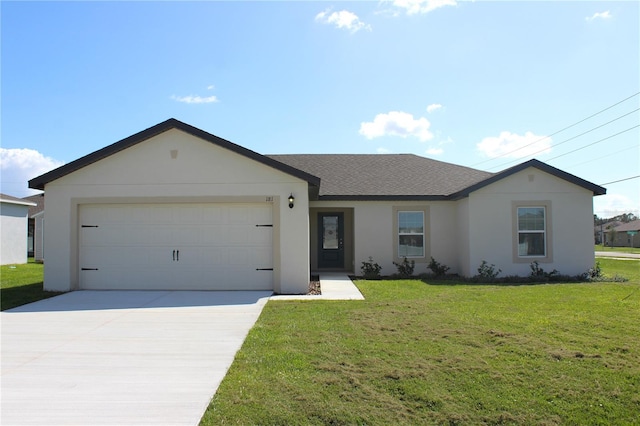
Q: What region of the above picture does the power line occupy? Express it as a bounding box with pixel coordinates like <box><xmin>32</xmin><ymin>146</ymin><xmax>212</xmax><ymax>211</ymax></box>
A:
<box><xmin>566</xmin><ymin>143</ymin><xmax>639</xmax><ymax>169</ymax></box>
<box><xmin>544</xmin><ymin>125</ymin><xmax>640</xmax><ymax>163</ymax></box>
<box><xmin>472</xmin><ymin>91</ymin><xmax>640</xmax><ymax>167</ymax></box>
<box><xmin>487</xmin><ymin>110</ymin><xmax>640</xmax><ymax>171</ymax></box>
<box><xmin>600</xmin><ymin>175</ymin><xmax>640</xmax><ymax>185</ymax></box>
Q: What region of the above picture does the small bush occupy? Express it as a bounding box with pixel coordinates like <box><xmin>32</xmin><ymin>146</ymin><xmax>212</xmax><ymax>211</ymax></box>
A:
<box><xmin>475</xmin><ymin>261</ymin><xmax>502</xmax><ymax>281</ymax></box>
<box><xmin>361</xmin><ymin>256</ymin><xmax>382</xmax><ymax>279</ymax></box>
<box><xmin>529</xmin><ymin>261</ymin><xmax>558</xmax><ymax>281</ymax></box>
<box><xmin>393</xmin><ymin>257</ymin><xmax>415</xmax><ymax>278</ymax></box>
<box><xmin>585</xmin><ymin>261</ymin><xmax>603</xmax><ymax>281</ymax></box>
<box><xmin>427</xmin><ymin>257</ymin><xmax>450</xmax><ymax>277</ymax></box>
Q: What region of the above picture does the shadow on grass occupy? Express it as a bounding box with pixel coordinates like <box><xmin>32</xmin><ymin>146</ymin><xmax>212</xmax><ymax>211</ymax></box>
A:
<box><xmin>1</xmin><ymin>282</ymin><xmax>62</xmax><ymax>311</ymax></box>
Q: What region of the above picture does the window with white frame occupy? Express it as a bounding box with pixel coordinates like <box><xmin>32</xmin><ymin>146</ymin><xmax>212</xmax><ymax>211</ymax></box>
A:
<box><xmin>398</xmin><ymin>211</ymin><xmax>424</xmax><ymax>257</ymax></box>
<box><xmin>517</xmin><ymin>207</ymin><xmax>546</xmax><ymax>257</ymax></box>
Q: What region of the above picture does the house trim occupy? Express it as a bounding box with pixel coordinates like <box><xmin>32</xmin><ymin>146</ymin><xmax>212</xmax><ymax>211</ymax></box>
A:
<box><xmin>511</xmin><ymin>200</ymin><xmax>554</xmax><ymax>264</ymax></box>
<box><xmin>392</xmin><ymin>205</ymin><xmax>431</xmax><ymax>264</ymax></box>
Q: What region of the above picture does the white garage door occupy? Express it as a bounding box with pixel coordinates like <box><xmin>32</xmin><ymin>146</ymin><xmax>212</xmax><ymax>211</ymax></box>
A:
<box><xmin>79</xmin><ymin>203</ymin><xmax>273</xmax><ymax>290</ymax></box>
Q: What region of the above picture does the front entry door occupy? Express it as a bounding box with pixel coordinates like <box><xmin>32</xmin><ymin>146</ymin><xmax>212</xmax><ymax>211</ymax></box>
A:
<box><xmin>318</xmin><ymin>213</ymin><xmax>344</xmax><ymax>269</ymax></box>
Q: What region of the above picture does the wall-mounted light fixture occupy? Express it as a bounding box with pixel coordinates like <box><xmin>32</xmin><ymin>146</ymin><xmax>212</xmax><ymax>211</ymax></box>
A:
<box><xmin>288</xmin><ymin>193</ymin><xmax>295</xmax><ymax>209</ymax></box>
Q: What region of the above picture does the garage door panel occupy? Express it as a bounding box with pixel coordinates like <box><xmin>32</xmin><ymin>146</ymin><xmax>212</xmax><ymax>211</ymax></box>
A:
<box><xmin>79</xmin><ymin>203</ymin><xmax>273</xmax><ymax>290</ymax></box>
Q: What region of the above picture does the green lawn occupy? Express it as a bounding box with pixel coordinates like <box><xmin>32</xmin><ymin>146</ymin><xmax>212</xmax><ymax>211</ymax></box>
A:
<box><xmin>595</xmin><ymin>244</ymin><xmax>640</xmax><ymax>254</ymax></box>
<box><xmin>0</xmin><ymin>259</ymin><xmax>60</xmax><ymax>311</ymax></box>
<box><xmin>203</xmin><ymin>259</ymin><xmax>640</xmax><ymax>425</ymax></box>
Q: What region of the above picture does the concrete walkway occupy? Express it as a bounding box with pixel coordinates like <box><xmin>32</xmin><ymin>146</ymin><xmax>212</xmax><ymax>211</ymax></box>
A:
<box><xmin>595</xmin><ymin>251</ymin><xmax>640</xmax><ymax>259</ymax></box>
<box><xmin>270</xmin><ymin>273</ymin><xmax>364</xmax><ymax>301</ymax></box>
<box><xmin>1</xmin><ymin>291</ymin><xmax>271</xmax><ymax>426</ymax></box>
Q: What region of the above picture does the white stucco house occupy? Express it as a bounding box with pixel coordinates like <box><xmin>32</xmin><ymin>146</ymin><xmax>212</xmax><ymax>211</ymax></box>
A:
<box><xmin>29</xmin><ymin>119</ymin><xmax>606</xmax><ymax>294</ymax></box>
<box><xmin>1</xmin><ymin>194</ymin><xmax>36</xmax><ymax>265</ymax></box>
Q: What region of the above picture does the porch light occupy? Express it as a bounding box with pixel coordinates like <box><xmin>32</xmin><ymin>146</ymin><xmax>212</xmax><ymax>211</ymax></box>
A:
<box><xmin>288</xmin><ymin>193</ymin><xmax>295</xmax><ymax>209</ymax></box>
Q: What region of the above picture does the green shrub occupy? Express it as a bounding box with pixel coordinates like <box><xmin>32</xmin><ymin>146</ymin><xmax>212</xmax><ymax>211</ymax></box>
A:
<box><xmin>529</xmin><ymin>261</ymin><xmax>558</xmax><ymax>281</ymax></box>
<box><xmin>360</xmin><ymin>256</ymin><xmax>382</xmax><ymax>279</ymax></box>
<box><xmin>427</xmin><ymin>257</ymin><xmax>450</xmax><ymax>277</ymax></box>
<box><xmin>393</xmin><ymin>257</ymin><xmax>415</xmax><ymax>278</ymax></box>
<box><xmin>475</xmin><ymin>261</ymin><xmax>501</xmax><ymax>281</ymax></box>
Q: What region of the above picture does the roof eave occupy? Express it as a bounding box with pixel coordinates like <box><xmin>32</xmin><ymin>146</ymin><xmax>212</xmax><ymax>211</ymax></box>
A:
<box><xmin>28</xmin><ymin>118</ymin><xmax>321</xmax><ymax>190</ymax></box>
<box><xmin>316</xmin><ymin>194</ymin><xmax>450</xmax><ymax>201</ymax></box>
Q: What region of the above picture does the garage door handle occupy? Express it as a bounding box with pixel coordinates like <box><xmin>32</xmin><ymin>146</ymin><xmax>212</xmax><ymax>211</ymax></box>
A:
<box><xmin>172</xmin><ymin>250</ymin><xmax>175</xmax><ymax>261</ymax></box>
<box><xmin>176</xmin><ymin>250</ymin><xmax>179</xmax><ymax>261</ymax></box>
<box><xmin>256</xmin><ymin>268</ymin><xmax>273</xmax><ymax>271</ymax></box>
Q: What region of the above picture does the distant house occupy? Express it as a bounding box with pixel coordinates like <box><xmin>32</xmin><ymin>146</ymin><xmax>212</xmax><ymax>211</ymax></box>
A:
<box><xmin>606</xmin><ymin>220</ymin><xmax>640</xmax><ymax>248</ymax></box>
<box><xmin>595</xmin><ymin>220</ymin><xmax>621</xmax><ymax>245</ymax></box>
<box><xmin>29</xmin><ymin>119</ymin><xmax>606</xmax><ymax>294</ymax></box>
<box><xmin>23</xmin><ymin>193</ymin><xmax>45</xmax><ymax>262</ymax></box>
<box><xmin>0</xmin><ymin>193</ymin><xmax>36</xmax><ymax>265</ymax></box>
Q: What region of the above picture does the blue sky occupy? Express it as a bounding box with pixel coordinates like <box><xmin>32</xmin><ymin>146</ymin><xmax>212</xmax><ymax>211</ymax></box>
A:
<box><xmin>2</xmin><ymin>1</ymin><xmax>638</xmax><ymax>218</ymax></box>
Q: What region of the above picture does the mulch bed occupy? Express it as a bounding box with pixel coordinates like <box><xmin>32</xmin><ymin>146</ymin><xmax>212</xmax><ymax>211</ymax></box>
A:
<box><xmin>308</xmin><ymin>275</ymin><xmax>321</xmax><ymax>295</ymax></box>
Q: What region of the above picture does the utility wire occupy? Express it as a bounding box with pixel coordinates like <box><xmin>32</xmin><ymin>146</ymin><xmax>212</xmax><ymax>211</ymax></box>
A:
<box><xmin>544</xmin><ymin>125</ymin><xmax>640</xmax><ymax>163</ymax></box>
<box><xmin>487</xmin><ymin>110</ymin><xmax>640</xmax><ymax>171</ymax></box>
<box><xmin>471</xmin><ymin>91</ymin><xmax>640</xmax><ymax>167</ymax></box>
<box><xmin>566</xmin><ymin>143</ymin><xmax>639</xmax><ymax>168</ymax></box>
<box><xmin>600</xmin><ymin>175</ymin><xmax>640</xmax><ymax>185</ymax></box>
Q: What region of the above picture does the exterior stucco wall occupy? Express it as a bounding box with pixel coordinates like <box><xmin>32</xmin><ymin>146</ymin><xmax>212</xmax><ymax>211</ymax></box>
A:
<box><xmin>456</xmin><ymin>198</ymin><xmax>471</xmax><ymax>276</ymax></box>
<box><xmin>310</xmin><ymin>200</ymin><xmax>459</xmax><ymax>276</ymax></box>
<box><xmin>467</xmin><ymin>167</ymin><xmax>595</xmax><ymax>277</ymax></box>
<box><xmin>1</xmin><ymin>202</ymin><xmax>31</xmax><ymax>265</ymax></box>
<box><xmin>43</xmin><ymin>129</ymin><xmax>309</xmax><ymax>294</ymax></box>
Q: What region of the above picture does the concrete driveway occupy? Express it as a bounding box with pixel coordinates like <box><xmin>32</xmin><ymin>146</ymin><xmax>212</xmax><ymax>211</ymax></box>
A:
<box><xmin>1</xmin><ymin>290</ymin><xmax>271</xmax><ymax>425</ymax></box>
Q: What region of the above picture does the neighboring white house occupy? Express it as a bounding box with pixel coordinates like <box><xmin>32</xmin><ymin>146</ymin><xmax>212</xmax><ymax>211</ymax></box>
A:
<box><xmin>29</xmin><ymin>119</ymin><xmax>606</xmax><ymax>294</ymax></box>
<box><xmin>0</xmin><ymin>193</ymin><xmax>36</xmax><ymax>265</ymax></box>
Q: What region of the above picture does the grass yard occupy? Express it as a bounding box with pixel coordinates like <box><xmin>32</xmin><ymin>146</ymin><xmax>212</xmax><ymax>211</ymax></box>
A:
<box><xmin>0</xmin><ymin>259</ymin><xmax>60</xmax><ymax>311</ymax></box>
<box><xmin>203</xmin><ymin>259</ymin><xmax>640</xmax><ymax>425</ymax></box>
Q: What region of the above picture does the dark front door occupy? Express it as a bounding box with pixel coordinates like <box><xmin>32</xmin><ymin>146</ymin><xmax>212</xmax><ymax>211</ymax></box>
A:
<box><xmin>318</xmin><ymin>213</ymin><xmax>344</xmax><ymax>269</ymax></box>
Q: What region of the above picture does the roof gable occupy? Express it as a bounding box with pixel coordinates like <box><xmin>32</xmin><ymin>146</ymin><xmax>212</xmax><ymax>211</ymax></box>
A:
<box><xmin>28</xmin><ymin>118</ymin><xmax>320</xmax><ymax>190</ymax></box>
<box><xmin>450</xmin><ymin>159</ymin><xmax>606</xmax><ymax>199</ymax></box>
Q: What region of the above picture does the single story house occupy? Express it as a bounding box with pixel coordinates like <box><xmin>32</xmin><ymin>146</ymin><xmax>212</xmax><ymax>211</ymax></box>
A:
<box><xmin>29</xmin><ymin>118</ymin><xmax>606</xmax><ymax>294</ymax></box>
<box><xmin>0</xmin><ymin>193</ymin><xmax>36</xmax><ymax>265</ymax></box>
<box><xmin>604</xmin><ymin>220</ymin><xmax>640</xmax><ymax>248</ymax></box>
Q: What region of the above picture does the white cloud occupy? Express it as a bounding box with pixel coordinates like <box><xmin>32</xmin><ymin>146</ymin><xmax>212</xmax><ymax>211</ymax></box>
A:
<box><xmin>390</xmin><ymin>0</ymin><xmax>457</xmax><ymax>15</ymax></box>
<box><xmin>476</xmin><ymin>131</ymin><xmax>551</xmax><ymax>158</ymax></box>
<box><xmin>170</xmin><ymin>95</ymin><xmax>218</xmax><ymax>104</ymax></box>
<box><xmin>426</xmin><ymin>147</ymin><xmax>444</xmax><ymax>155</ymax></box>
<box><xmin>376</xmin><ymin>147</ymin><xmax>392</xmax><ymax>154</ymax></box>
<box><xmin>594</xmin><ymin>193</ymin><xmax>640</xmax><ymax>218</ymax></box>
<box><xmin>206</xmin><ymin>84</ymin><xmax>216</xmax><ymax>90</ymax></box>
<box><xmin>586</xmin><ymin>11</ymin><xmax>612</xmax><ymax>22</ymax></box>
<box><xmin>426</xmin><ymin>103</ymin><xmax>443</xmax><ymax>113</ymax></box>
<box><xmin>315</xmin><ymin>9</ymin><xmax>372</xmax><ymax>33</ymax></box>
<box><xmin>360</xmin><ymin>111</ymin><xmax>434</xmax><ymax>142</ymax></box>
<box><xmin>0</xmin><ymin>148</ymin><xmax>64</xmax><ymax>197</ymax></box>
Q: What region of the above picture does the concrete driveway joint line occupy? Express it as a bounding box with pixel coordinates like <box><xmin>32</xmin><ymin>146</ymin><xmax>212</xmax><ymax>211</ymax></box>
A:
<box><xmin>1</xmin><ymin>290</ymin><xmax>271</xmax><ymax>426</ymax></box>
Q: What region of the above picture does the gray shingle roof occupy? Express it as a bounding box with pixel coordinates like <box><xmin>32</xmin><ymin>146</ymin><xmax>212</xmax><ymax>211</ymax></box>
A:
<box><xmin>23</xmin><ymin>193</ymin><xmax>45</xmax><ymax>217</ymax></box>
<box><xmin>614</xmin><ymin>220</ymin><xmax>640</xmax><ymax>232</ymax></box>
<box><xmin>267</xmin><ymin>154</ymin><xmax>493</xmax><ymax>199</ymax></box>
<box><xmin>27</xmin><ymin>118</ymin><xmax>606</xmax><ymax>200</ymax></box>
